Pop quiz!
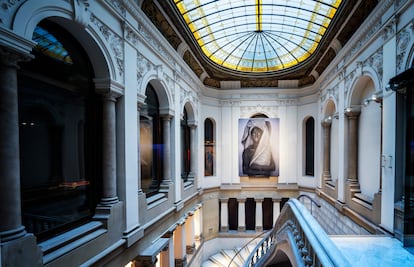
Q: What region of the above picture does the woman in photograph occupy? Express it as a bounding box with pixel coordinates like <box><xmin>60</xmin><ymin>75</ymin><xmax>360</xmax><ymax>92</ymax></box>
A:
<box><xmin>241</xmin><ymin>119</ymin><xmax>275</xmax><ymax>176</ymax></box>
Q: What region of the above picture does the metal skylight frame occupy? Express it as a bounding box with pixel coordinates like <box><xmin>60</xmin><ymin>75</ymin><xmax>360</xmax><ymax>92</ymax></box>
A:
<box><xmin>173</xmin><ymin>0</ymin><xmax>342</xmax><ymax>73</ymax></box>
<box><xmin>33</xmin><ymin>26</ymin><xmax>73</xmax><ymax>64</ymax></box>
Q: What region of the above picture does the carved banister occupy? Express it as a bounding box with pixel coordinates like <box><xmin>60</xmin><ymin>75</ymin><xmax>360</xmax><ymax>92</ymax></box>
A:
<box><xmin>244</xmin><ymin>199</ymin><xmax>350</xmax><ymax>267</ymax></box>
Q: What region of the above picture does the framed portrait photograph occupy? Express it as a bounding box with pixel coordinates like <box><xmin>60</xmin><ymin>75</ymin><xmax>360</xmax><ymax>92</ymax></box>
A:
<box><xmin>238</xmin><ymin>118</ymin><xmax>279</xmax><ymax>177</ymax></box>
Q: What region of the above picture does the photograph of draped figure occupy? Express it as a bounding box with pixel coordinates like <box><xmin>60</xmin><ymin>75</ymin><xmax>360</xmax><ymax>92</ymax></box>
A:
<box><xmin>239</xmin><ymin>118</ymin><xmax>279</xmax><ymax>177</ymax></box>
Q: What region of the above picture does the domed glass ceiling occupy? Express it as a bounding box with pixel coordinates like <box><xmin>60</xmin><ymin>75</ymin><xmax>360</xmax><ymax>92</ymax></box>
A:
<box><xmin>174</xmin><ymin>0</ymin><xmax>342</xmax><ymax>73</ymax></box>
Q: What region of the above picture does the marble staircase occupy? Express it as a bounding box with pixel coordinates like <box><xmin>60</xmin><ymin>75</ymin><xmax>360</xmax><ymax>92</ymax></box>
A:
<box><xmin>201</xmin><ymin>243</ymin><xmax>257</xmax><ymax>267</ymax></box>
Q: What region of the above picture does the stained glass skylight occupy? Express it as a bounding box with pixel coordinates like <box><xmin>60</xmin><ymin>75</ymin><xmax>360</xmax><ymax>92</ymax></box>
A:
<box><xmin>32</xmin><ymin>26</ymin><xmax>73</xmax><ymax>64</ymax></box>
<box><xmin>174</xmin><ymin>0</ymin><xmax>342</xmax><ymax>73</ymax></box>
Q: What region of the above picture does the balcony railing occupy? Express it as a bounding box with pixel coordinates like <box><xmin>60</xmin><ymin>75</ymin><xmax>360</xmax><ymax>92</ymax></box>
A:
<box><xmin>243</xmin><ymin>198</ymin><xmax>350</xmax><ymax>267</ymax></box>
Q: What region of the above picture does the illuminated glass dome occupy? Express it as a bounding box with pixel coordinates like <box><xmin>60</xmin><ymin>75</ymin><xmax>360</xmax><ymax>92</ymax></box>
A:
<box><xmin>174</xmin><ymin>0</ymin><xmax>342</xmax><ymax>73</ymax></box>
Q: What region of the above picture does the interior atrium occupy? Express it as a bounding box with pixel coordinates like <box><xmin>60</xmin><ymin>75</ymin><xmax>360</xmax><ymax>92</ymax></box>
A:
<box><xmin>0</xmin><ymin>0</ymin><xmax>414</xmax><ymax>266</ymax></box>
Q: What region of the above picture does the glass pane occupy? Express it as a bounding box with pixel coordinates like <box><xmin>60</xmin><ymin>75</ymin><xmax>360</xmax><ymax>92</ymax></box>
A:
<box><xmin>33</xmin><ymin>26</ymin><xmax>73</xmax><ymax>64</ymax></box>
<box><xmin>174</xmin><ymin>0</ymin><xmax>342</xmax><ymax>72</ymax></box>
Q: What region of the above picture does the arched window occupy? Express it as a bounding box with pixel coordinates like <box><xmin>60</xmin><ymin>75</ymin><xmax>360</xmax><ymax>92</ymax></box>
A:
<box><xmin>181</xmin><ymin>107</ymin><xmax>191</xmax><ymax>180</ymax></box>
<box><xmin>140</xmin><ymin>84</ymin><xmax>163</xmax><ymax>196</ymax></box>
<box><xmin>305</xmin><ymin>117</ymin><xmax>315</xmax><ymax>176</ymax></box>
<box><xmin>18</xmin><ymin>20</ymin><xmax>100</xmax><ymax>241</ymax></box>
<box><xmin>204</xmin><ymin>118</ymin><xmax>215</xmax><ymax>176</ymax></box>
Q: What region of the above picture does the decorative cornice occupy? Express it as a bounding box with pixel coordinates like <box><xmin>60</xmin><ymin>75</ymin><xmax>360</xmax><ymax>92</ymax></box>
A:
<box><xmin>121</xmin><ymin>0</ymin><xmax>204</xmax><ymax>91</ymax></box>
<box><xmin>105</xmin><ymin>0</ymin><xmax>126</xmax><ymax>16</ymax></box>
<box><xmin>0</xmin><ymin>45</ymin><xmax>32</xmax><ymax>67</ymax></box>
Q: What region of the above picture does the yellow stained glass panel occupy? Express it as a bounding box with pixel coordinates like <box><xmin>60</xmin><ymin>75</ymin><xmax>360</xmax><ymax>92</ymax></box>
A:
<box><xmin>174</xmin><ymin>0</ymin><xmax>342</xmax><ymax>73</ymax></box>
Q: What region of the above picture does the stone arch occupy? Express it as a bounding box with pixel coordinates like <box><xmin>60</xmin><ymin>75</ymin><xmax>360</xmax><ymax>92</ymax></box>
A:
<box><xmin>147</xmin><ymin>79</ymin><xmax>173</xmax><ymax>116</ymax></box>
<box><xmin>349</xmin><ymin>75</ymin><xmax>381</xmax><ymax>199</ymax></box>
<box><xmin>183</xmin><ymin>101</ymin><xmax>196</xmax><ymax>123</ymax></box>
<box><xmin>347</xmin><ymin>74</ymin><xmax>378</xmax><ymax>107</ymax></box>
<box><xmin>323</xmin><ymin>98</ymin><xmax>337</xmax><ymax>117</ymax></box>
<box><xmin>13</xmin><ymin>0</ymin><xmax>113</xmax><ymax>82</ymax></box>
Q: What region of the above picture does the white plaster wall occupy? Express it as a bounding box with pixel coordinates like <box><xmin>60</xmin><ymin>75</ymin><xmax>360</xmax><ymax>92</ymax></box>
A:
<box><xmin>118</xmin><ymin>42</ymin><xmax>140</xmax><ymax>232</ymax></box>
<box><xmin>330</xmin><ymin>117</ymin><xmax>339</xmax><ymax>183</ymax></box>
<box><xmin>358</xmin><ymin>102</ymin><xmax>381</xmax><ymax>198</ymax></box>
<box><xmin>297</xmin><ymin>102</ymin><xmax>319</xmax><ymax>188</ymax></box>
<box><xmin>199</xmin><ymin>101</ymin><xmax>222</xmax><ymax>189</ymax></box>
<box><xmin>280</xmin><ymin>105</ymin><xmax>299</xmax><ymax>183</ymax></box>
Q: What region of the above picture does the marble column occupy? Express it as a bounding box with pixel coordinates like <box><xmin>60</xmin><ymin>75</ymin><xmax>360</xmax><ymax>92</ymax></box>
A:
<box><xmin>345</xmin><ymin>108</ymin><xmax>361</xmax><ymax>183</ymax></box>
<box><xmin>255</xmin><ymin>198</ymin><xmax>264</xmax><ymax>232</ymax></box>
<box><xmin>137</xmin><ymin>103</ymin><xmax>143</xmax><ymax>195</ymax></box>
<box><xmin>162</xmin><ymin>228</ymin><xmax>176</xmax><ymax>267</ymax></box>
<box><xmin>0</xmin><ymin>47</ymin><xmax>31</xmax><ymax>242</ymax></box>
<box><xmin>162</xmin><ymin>115</ymin><xmax>172</xmax><ymax>184</ymax></box>
<box><xmin>189</xmin><ymin>124</ymin><xmax>197</xmax><ymax>179</ymax></box>
<box><xmin>220</xmin><ymin>199</ymin><xmax>228</xmax><ymax>232</ymax></box>
<box><xmin>272</xmin><ymin>199</ymin><xmax>281</xmax><ymax>225</ymax></box>
<box><xmin>321</xmin><ymin>117</ymin><xmax>332</xmax><ymax>181</ymax></box>
<box><xmin>194</xmin><ymin>204</ymin><xmax>203</xmax><ymax>242</ymax></box>
<box><xmin>160</xmin><ymin>237</ymin><xmax>173</xmax><ymax>267</ymax></box>
<box><xmin>0</xmin><ymin>46</ymin><xmax>42</xmax><ymax>266</ymax></box>
<box><xmin>100</xmin><ymin>93</ymin><xmax>119</xmax><ymax>205</ymax></box>
<box><xmin>174</xmin><ymin>220</ymin><xmax>187</xmax><ymax>267</ymax></box>
<box><xmin>185</xmin><ymin>212</ymin><xmax>195</xmax><ymax>254</ymax></box>
<box><xmin>237</xmin><ymin>198</ymin><xmax>246</xmax><ymax>231</ymax></box>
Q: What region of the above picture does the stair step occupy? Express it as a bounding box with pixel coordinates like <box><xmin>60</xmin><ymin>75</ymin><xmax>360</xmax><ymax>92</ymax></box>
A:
<box><xmin>209</xmin><ymin>253</ymin><xmax>228</xmax><ymax>267</ymax></box>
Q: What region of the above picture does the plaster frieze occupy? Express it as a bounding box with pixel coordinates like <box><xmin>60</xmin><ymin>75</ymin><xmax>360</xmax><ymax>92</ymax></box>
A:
<box><xmin>321</xmin><ymin>1</ymin><xmax>392</xmax><ymax>91</ymax></box>
<box><xmin>345</xmin><ymin>68</ymin><xmax>356</xmax><ymax>97</ymax></box>
<box><xmin>396</xmin><ymin>0</ymin><xmax>410</xmax><ymax>9</ymax></box>
<box><xmin>0</xmin><ymin>0</ymin><xmax>24</xmax><ymax>26</ymax></box>
<box><xmin>121</xmin><ymin>0</ymin><xmax>204</xmax><ymax>91</ymax></box>
<box><xmin>240</xmin><ymin>105</ymin><xmax>279</xmax><ymax>118</ymax></box>
<box><xmin>320</xmin><ymin>86</ymin><xmax>338</xmax><ymax>105</ymax></box>
<box><xmin>240</xmin><ymin>93</ymin><xmax>278</xmax><ymax>99</ymax></box>
<box><xmin>128</xmin><ymin>22</ymin><xmax>198</xmax><ymax>92</ymax></box>
<box><xmin>180</xmin><ymin>88</ymin><xmax>198</xmax><ymax>107</ymax></box>
<box><xmin>347</xmin><ymin>20</ymin><xmax>383</xmax><ymax>64</ymax></box>
<box><xmin>219</xmin><ymin>100</ymin><xmax>241</xmax><ymax>107</ymax></box>
<box><xmin>90</xmin><ymin>13</ymin><xmax>124</xmax><ymax>82</ymax></box>
<box><xmin>397</xmin><ymin>21</ymin><xmax>413</xmax><ymax>72</ymax></box>
<box><xmin>366</xmin><ymin>49</ymin><xmax>383</xmax><ymax>81</ymax></box>
<box><xmin>125</xmin><ymin>24</ymin><xmax>139</xmax><ymax>46</ymax></box>
<box><xmin>137</xmin><ymin>52</ymin><xmax>153</xmax><ymax>85</ymax></box>
<box><xmin>73</xmin><ymin>0</ymin><xmax>90</xmax><ymax>27</ymax></box>
<box><xmin>105</xmin><ymin>0</ymin><xmax>126</xmax><ymax>16</ymax></box>
<box><xmin>382</xmin><ymin>15</ymin><xmax>398</xmax><ymax>42</ymax></box>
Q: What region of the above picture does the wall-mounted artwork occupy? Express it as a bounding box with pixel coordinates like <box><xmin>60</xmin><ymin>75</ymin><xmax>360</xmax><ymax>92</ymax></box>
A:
<box><xmin>239</xmin><ymin>118</ymin><xmax>279</xmax><ymax>177</ymax></box>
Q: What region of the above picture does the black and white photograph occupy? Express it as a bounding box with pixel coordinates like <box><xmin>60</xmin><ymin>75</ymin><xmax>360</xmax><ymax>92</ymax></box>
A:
<box><xmin>239</xmin><ymin>118</ymin><xmax>279</xmax><ymax>177</ymax></box>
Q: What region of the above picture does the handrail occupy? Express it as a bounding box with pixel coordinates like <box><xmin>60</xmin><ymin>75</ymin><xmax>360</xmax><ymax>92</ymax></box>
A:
<box><xmin>243</xmin><ymin>199</ymin><xmax>350</xmax><ymax>267</ymax></box>
<box><xmin>227</xmin><ymin>230</ymin><xmax>269</xmax><ymax>267</ymax></box>
<box><xmin>297</xmin><ymin>194</ymin><xmax>321</xmax><ymax>215</ymax></box>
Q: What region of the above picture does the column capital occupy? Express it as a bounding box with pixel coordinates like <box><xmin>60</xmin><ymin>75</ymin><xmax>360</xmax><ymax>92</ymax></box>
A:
<box><xmin>255</xmin><ymin>198</ymin><xmax>264</xmax><ymax>203</ymax></box>
<box><xmin>321</xmin><ymin>116</ymin><xmax>332</xmax><ymax>127</ymax></box>
<box><xmin>219</xmin><ymin>198</ymin><xmax>229</xmax><ymax>203</ymax></box>
<box><xmin>161</xmin><ymin>114</ymin><xmax>174</xmax><ymax>120</ymax></box>
<box><xmin>237</xmin><ymin>198</ymin><xmax>246</xmax><ymax>203</ymax></box>
<box><xmin>0</xmin><ymin>46</ymin><xmax>33</xmax><ymax>68</ymax></box>
<box><xmin>344</xmin><ymin>106</ymin><xmax>361</xmax><ymax>118</ymax></box>
<box><xmin>188</xmin><ymin>119</ymin><xmax>197</xmax><ymax>128</ymax></box>
<box><xmin>93</xmin><ymin>77</ymin><xmax>124</xmax><ymax>97</ymax></box>
<box><xmin>102</xmin><ymin>92</ymin><xmax>118</xmax><ymax>102</ymax></box>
